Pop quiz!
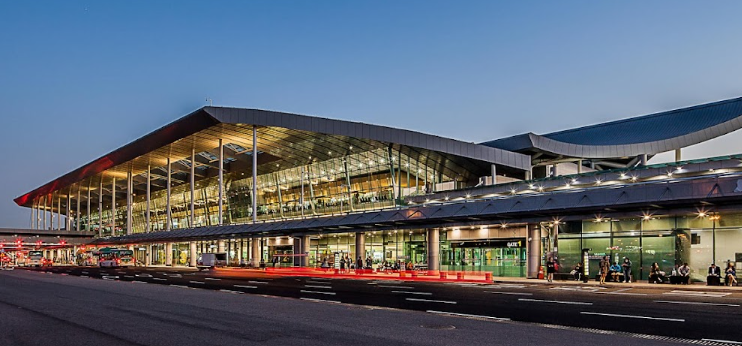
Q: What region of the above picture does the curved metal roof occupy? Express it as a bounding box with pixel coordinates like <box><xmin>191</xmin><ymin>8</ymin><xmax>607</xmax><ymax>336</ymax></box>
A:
<box><xmin>15</xmin><ymin>107</ymin><xmax>529</xmax><ymax>207</ymax></box>
<box><xmin>482</xmin><ymin>96</ymin><xmax>742</xmax><ymax>158</ymax></box>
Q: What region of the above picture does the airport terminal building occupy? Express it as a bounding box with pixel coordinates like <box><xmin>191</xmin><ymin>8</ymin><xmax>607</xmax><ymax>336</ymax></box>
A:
<box><xmin>11</xmin><ymin>97</ymin><xmax>742</xmax><ymax>281</ymax></box>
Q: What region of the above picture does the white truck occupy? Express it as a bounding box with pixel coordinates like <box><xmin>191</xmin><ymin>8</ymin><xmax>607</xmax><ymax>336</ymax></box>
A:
<box><xmin>196</xmin><ymin>253</ymin><xmax>228</xmax><ymax>270</ymax></box>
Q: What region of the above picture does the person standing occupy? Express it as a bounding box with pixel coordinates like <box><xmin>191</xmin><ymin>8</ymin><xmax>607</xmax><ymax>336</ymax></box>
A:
<box><xmin>599</xmin><ymin>256</ymin><xmax>609</xmax><ymax>285</ymax></box>
<box><xmin>546</xmin><ymin>257</ymin><xmax>555</xmax><ymax>283</ymax></box>
<box><xmin>621</xmin><ymin>257</ymin><xmax>632</xmax><ymax>283</ymax></box>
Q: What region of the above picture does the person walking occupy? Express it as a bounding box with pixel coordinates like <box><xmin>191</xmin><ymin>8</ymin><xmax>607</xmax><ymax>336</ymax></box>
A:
<box><xmin>546</xmin><ymin>257</ymin><xmax>555</xmax><ymax>283</ymax></box>
<box><xmin>621</xmin><ymin>257</ymin><xmax>632</xmax><ymax>283</ymax></box>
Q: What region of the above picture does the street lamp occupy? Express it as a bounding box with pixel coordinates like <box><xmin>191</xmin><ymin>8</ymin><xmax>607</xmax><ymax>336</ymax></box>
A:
<box><xmin>709</xmin><ymin>214</ymin><xmax>721</xmax><ymax>264</ymax></box>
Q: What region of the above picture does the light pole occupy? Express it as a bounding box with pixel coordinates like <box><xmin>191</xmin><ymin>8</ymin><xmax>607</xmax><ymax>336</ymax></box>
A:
<box><xmin>709</xmin><ymin>214</ymin><xmax>720</xmax><ymax>264</ymax></box>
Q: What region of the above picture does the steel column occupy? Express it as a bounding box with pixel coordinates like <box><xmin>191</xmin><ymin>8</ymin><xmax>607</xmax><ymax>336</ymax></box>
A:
<box><xmin>426</xmin><ymin>229</ymin><xmax>440</xmax><ymax>273</ymax></box>
<box><xmin>190</xmin><ymin>148</ymin><xmax>195</xmax><ymax>228</ymax></box>
<box><xmin>218</xmin><ymin>138</ymin><xmax>224</xmax><ymax>225</ymax></box>
<box><xmin>166</xmin><ymin>157</ymin><xmax>171</xmax><ymax>231</ymax></box>
<box><xmin>111</xmin><ymin>177</ymin><xmax>116</xmax><ymax>235</ymax></box>
<box><xmin>76</xmin><ymin>184</ymin><xmax>81</xmax><ymax>232</ymax></box>
<box><xmin>252</xmin><ymin>125</ymin><xmax>258</xmax><ymax>224</ymax></box>
<box><xmin>189</xmin><ymin>242</ymin><xmax>198</xmax><ymax>267</ymax></box>
<box><xmin>86</xmin><ymin>179</ymin><xmax>91</xmax><ymax>232</ymax></box>
<box><xmin>146</xmin><ymin>164</ymin><xmax>151</xmax><ymax>233</ymax></box>
<box><xmin>98</xmin><ymin>176</ymin><xmax>103</xmax><ymax>237</ymax></box>
<box><xmin>126</xmin><ymin>169</ymin><xmax>132</xmax><ymax>235</ymax></box>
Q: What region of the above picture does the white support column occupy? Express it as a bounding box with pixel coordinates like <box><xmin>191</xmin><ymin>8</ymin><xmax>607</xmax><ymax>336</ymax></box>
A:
<box><xmin>527</xmin><ymin>224</ymin><xmax>542</xmax><ymax>279</ymax></box>
<box><xmin>300</xmin><ymin>167</ymin><xmax>305</xmax><ymax>218</ymax></box>
<box><xmin>252</xmin><ymin>126</ymin><xmax>258</xmax><ymax>224</ymax></box>
<box><xmin>218</xmin><ymin>138</ymin><xmax>224</xmax><ymax>226</ymax></box>
<box><xmin>76</xmin><ymin>184</ymin><xmax>81</xmax><ymax>232</ymax></box>
<box><xmin>577</xmin><ymin>159</ymin><xmax>583</xmax><ymax>174</ymax></box>
<box><xmin>675</xmin><ymin>148</ymin><xmax>682</xmax><ymax>162</ymax></box>
<box><xmin>491</xmin><ymin>164</ymin><xmax>497</xmax><ymax>185</ymax></box>
<box><xmin>111</xmin><ymin>177</ymin><xmax>116</xmax><ymax>234</ymax></box>
<box><xmin>146</xmin><ymin>164</ymin><xmax>151</xmax><ymax>233</ymax></box>
<box><xmin>189</xmin><ymin>242</ymin><xmax>198</xmax><ymax>267</ymax></box>
<box><xmin>217</xmin><ymin>239</ymin><xmax>225</xmax><ymax>253</ymax></box>
<box><xmin>86</xmin><ymin>179</ymin><xmax>91</xmax><ymax>232</ymax></box>
<box><xmin>355</xmin><ymin>232</ymin><xmax>365</xmax><ymax>262</ymax></box>
<box><xmin>640</xmin><ymin>154</ymin><xmax>648</xmax><ymax>166</ymax></box>
<box><xmin>126</xmin><ymin>169</ymin><xmax>132</xmax><ymax>235</ymax></box>
<box><xmin>66</xmin><ymin>192</ymin><xmax>71</xmax><ymax>231</ymax></box>
<box><xmin>166</xmin><ymin>157</ymin><xmax>172</xmax><ymax>231</ymax></box>
<box><xmin>98</xmin><ymin>176</ymin><xmax>103</xmax><ymax>238</ymax></box>
<box><xmin>190</xmin><ymin>148</ymin><xmax>195</xmax><ymax>228</ymax></box>
<box><xmin>145</xmin><ymin>244</ymin><xmax>152</xmax><ymax>266</ymax></box>
<box><xmin>251</xmin><ymin>238</ymin><xmax>261</xmax><ymax>265</ymax></box>
<box><xmin>165</xmin><ymin>243</ymin><xmax>173</xmax><ymax>266</ymax></box>
<box><xmin>57</xmin><ymin>194</ymin><xmax>61</xmax><ymax>231</ymax></box>
<box><xmin>43</xmin><ymin>195</ymin><xmax>47</xmax><ymax>230</ymax></box>
<box><xmin>426</xmin><ymin>229</ymin><xmax>440</xmax><ymax>273</ymax></box>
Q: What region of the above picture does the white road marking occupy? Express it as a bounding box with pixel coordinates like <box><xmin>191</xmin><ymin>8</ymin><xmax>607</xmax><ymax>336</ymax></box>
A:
<box><xmin>701</xmin><ymin>339</ymin><xmax>742</xmax><ymax>345</ymax></box>
<box><xmin>378</xmin><ymin>285</ymin><xmax>414</xmax><ymax>289</ymax></box>
<box><xmin>102</xmin><ymin>276</ymin><xmax>119</xmax><ymax>280</ymax></box>
<box><xmin>427</xmin><ymin>310</ymin><xmax>510</xmax><ymax>321</ymax></box>
<box><xmin>165</xmin><ymin>274</ymin><xmax>182</xmax><ymax>278</ymax></box>
<box><xmin>663</xmin><ymin>290</ymin><xmax>729</xmax><ymax>298</ymax></box>
<box><xmin>490</xmin><ymin>284</ymin><xmax>526</xmax><ymax>289</ymax></box>
<box><xmin>300</xmin><ymin>290</ymin><xmax>336</xmax><ymax>296</ymax></box>
<box><xmin>81</xmin><ymin>271</ymin><xmax>89</xmax><ymax>274</ymax></box>
<box><xmin>152</xmin><ymin>278</ymin><xmax>167</xmax><ymax>281</ymax></box>
<box><xmin>654</xmin><ymin>300</ymin><xmax>740</xmax><ymax>307</ymax></box>
<box><xmin>170</xmin><ymin>285</ymin><xmax>190</xmax><ymax>289</ymax></box>
<box><xmin>596</xmin><ymin>288</ymin><xmax>648</xmax><ymax>296</ymax></box>
<box><xmin>247</xmin><ymin>281</ymin><xmax>269</xmax><ymax>285</ymax></box>
<box><xmin>132</xmin><ymin>281</ymin><xmax>147</xmax><ymax>284</ymax></box>
<box><xmin>124</xmin><ymin>275</ymin><xmax>135</xmax><ymax>278</ymax></box>
<box><xmin>234</xmin><ymin>285</ymin><xmax>257</xmax><ymax>289</ymax></box>
<box><xmin>80</xmin><ymin>275</ymin><xmax>89</xmax><ymax>278</ymax></box>
<box><xmin>391</xmin><ymin>291</ymin><xmax>432</xmax><ymax>295</ymax></box>
<box><xmin>204</xmin><ymin>277</ymin><xmax>221</xmax><ymax>281</ymax></box>
<box><xmin>519</xmin><ymin>298</ymin><xmax>592</xmax><ymax>305</ymax></box>
<box><xmin>219</xmin><ymin>289</ymin><xmax>243</xmax><ymax>294</ymax></box>
<box><xmin>406</xmin><ymin>298</ymin><xmax>457</xmax><ymax>304</ymax></box>
<box><xmin>300</xmin><ymin>298</ymin><xmax>342</xmax><ymax>304</ymax></box>
<box><xmin>135</xmin><ymin>274</ymin><xmax>153</xmax><ymax>278</ymax></box>
<box><xmin>487</xmin><ymin>291</ymin><xmax>533</xmax><ymax>296</ymax></box>
<box><xmin>304</xmin><ymin>285</ymin><xmax>332</xmax><ymax>289</ymax></box>
<box><xmin>189</xmin><ymin>281</ymin><xmax>205</xmax><ymax>284</ymax></box>
<box><xmin>306</xmin><ymin>280</ymin><xmax>331</xmax><ymax>284</ymax></box>
<box><xmin>580</xmin><ymin>312</ymin><xmax>684</xmax><ymax>322</ymax></box>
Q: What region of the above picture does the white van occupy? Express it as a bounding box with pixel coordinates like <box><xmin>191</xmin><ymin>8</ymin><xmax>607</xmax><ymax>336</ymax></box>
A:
<box><xmin>197</xmin><ymin>253</ymin><xmax>227</xmax><ymax>270</ymax></box>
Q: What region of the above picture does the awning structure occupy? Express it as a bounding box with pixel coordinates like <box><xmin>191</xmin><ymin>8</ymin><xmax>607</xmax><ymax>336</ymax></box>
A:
<box><xmin>15</xmin><ymin>107</ymin><xmax>531</xmax><ymax>210</ymax></box>
<box><xmin>482</xmin><ymin>96</ymin><xmax>742</xmax><ymax>167</ymax></box>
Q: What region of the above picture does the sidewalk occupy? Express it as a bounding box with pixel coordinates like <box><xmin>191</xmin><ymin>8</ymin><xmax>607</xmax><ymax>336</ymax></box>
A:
<box><xmin>492</xmin><ymin>276</ymin><xmax>742</xmax><ymax>291</ymax></box>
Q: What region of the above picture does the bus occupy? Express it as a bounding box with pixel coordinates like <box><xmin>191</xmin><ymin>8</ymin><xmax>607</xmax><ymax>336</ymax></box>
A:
<box><xmin>97</xmin><ymin>248</ymin><xmax>135</xmax><ymax>268</ymax></box>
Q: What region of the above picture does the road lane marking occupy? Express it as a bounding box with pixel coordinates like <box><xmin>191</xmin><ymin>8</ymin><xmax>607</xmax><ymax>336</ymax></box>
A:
<box><xmin>234</xmin><ymin>285</ymin><xmax>257</xmax><ymax>289</ymax></box>
<box><xmin>80</xmin><ymin>275</ymin><xmax>89</xmax><ymax>278</ymax></box>
<box><xmin>300</xmin><ymin>290</ymin><xmax>336</xmax><ymax>296</ymax></box>
<box><xmin>406</xmin><ymin>298</ymin><xmax>457</xmax><ymax>304</ymax></box>
<box><xmin>204</xmin><ymin>277</ymin><xmax>221</xmax><ymax>281</ymax></box>
<box><xmin>189</xmin><ymin>281</ymin><xmax>205</xmax><ymax>284</ymax></box>
<box><xmin>152</xmin><ymin>278</ymin><xmax>167</xmax><ymax>281</ymax></box>
<box><xmin>391</xmin><ymin>291</ymin><xmax>432</xmax><ymax>295</ymax></box>
<box><xmin>132</xmin><ymin>281</ymin><xmax>147</xmax><ymax>284</ymax></box>
<box><xmin>247</xmin><ymin>281</ymin><xmax>269</xmax><ymax>285</ymax></box>
<box><xmin>219</xmin><ymin>289</ymin><xmax>243</xmax><ymax>294</ymax></box>
<box><xmin>102</xmin><ymin>276</ymin><xmax>120</xmax><ymax>280</ymax></box>
<box><xmin>165</xmin><ymin>274</ymin><xmax>182</xmax><ymax>278</ymax></box>
<box><xmin>654</xmin><ymin>300</ymin><xmax>740</xmax><ymax>307</ymax></box>
<box><xmin>170</xmin><ymin>285</ymin><xmax>191</xmax><ymax>289</ymax></box>
<box><xmin>124</xmin><ymin>275</ymin><xmax>135</xmax><ymax>278</ymax></box>
<box><xmin>304</xmin><ymin>285</ymin><xmax>332</xmax><ymax>289</ymax></box>
<box><xmin>300</xmin><ymin>298</ymin><xmax>342</xmax><ymax>304</ymax></box>
<box><xmin>580</xmin><ymin>312</ymin><xmax>684</xmax><ymax>322</ymax></box>
<box><xmin>427</xmin><ymin>310</ymin><xmax>510</xmax><ymax>321</ymax></box>
<box><xmin>378</xmin><ymin>285</ymin><xmax>414</xmax><ymax>289</ymax></box>
<box><xmin>306</xmin><ymin>280</ymin><xmax>331</xmax><ymax>284</ymax></box>
<box><xmin>701</xmin><ymin>339</ymin><xmax>742</xmax><ymax>345</ymax></box>
<box><xmin>487</xmin><ymin>291</ymin><xmax>533</xmax><ymax>296</ymax></box>
<box><xmin>663</xmin><ymin>290</ymin><xmax>729</xmax><ymax>298</ymax></box>
<box><xmin>596</xmin><ymin>288</ymin><xmax>648</xmax><ymax>296</ymax></box>
<box><xmin>519</xmin><ymin>298</ymin><xmax>592</xmax><ymax>305</ymax></box>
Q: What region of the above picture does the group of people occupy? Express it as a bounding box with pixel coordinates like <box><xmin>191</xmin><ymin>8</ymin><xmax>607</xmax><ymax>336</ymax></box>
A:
<box><xmin>595</xmin><ymin>256</ymin><xmax>634</xmax><ymax>284</ymax></box>
<box><xmin>707</xmin><ymin>262</ymin><xmax>737</xmax><ymax>286</ymax></box>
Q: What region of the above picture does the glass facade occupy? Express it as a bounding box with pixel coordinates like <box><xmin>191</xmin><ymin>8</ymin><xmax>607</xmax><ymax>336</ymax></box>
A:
<box><xmin>78</xmin><ymin>147</ymin><xmax>459</xmax><ymax>237</ymax></box>
<box><xmin>558</xmin><ymin>213</ymin><xmax>742</xmax><ymax>282</ymax></box>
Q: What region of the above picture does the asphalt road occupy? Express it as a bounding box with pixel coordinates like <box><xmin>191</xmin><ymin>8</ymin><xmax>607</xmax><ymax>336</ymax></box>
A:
<box><xmin>6</xmin><ymin>266</ymin><xmax>742</xmax><ymax>345</ymax></box>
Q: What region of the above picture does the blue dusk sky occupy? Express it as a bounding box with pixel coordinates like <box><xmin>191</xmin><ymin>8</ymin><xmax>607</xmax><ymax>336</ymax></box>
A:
<box><xmin>1</xmin><ymin>1</ymin><xmax>742</xmax><ymax>228</ymax></box>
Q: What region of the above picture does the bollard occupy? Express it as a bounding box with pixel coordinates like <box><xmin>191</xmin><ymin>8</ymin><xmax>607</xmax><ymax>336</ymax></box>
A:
<box><xmin>485</xmin><ymin>272</ymin><xmax>492</xmax><ymax>281</ymax></box>
<box><xmin>456</xmin><ymin>272</ymin><xmax>463</xmax><ymax>280</ymax></box>
<box><xmin>440</xmin><ymin>272</ymin><xmax>447</xmax><ymax>279</ymax></box>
